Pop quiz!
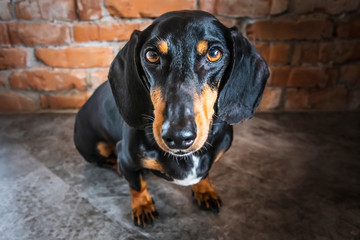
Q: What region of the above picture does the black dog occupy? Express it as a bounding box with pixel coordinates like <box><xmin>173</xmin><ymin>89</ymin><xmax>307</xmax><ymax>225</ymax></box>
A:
<box><xmin>74</xmin><ymin>10</ymin><xmax>269</xmax><ymax>227</ymax></box>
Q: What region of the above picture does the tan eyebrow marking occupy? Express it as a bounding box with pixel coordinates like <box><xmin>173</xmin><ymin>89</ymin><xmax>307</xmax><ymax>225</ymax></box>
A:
<box><xmin>157</xmin><ymin>40</ymin><xmax>168</xmax><ymax>54</ymax></box>
<box><xmin>197</xmin><ymin>40</ymin><xmax>208</xmax><ymax>55</ymax></box>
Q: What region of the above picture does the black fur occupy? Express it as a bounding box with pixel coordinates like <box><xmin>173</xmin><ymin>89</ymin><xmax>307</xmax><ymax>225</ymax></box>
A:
<box><xmin>74</xmin><ymin>10</ymin><xmax>268</xmax><ymax>227</ymax></box>
<box><xmin>217</xmin><ymin>27</ymin><xmax>269</xmax><ymax>124</ymax></box>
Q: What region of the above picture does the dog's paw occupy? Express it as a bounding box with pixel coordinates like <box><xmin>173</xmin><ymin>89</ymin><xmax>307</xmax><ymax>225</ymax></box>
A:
<box><xmin>192</xmin><ymin>189</ymin><xmax>222</xmax><ymax>212</ymax></box>
<box><xmin>191</xmin><ymin>177</ymin><xmax>222</xmax><ymax>212</ymax></box>
<box><xmin>132</xmin><ymin>198</ymin><xmax>159</xmax><ymax>227</ymax></box>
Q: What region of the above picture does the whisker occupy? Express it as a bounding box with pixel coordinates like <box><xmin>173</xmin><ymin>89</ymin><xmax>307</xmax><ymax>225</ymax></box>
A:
<box><xmin>205</xmin><ymin>141</ymin><xmax>213</xmax><ymax>148</ymax></box>
<box><xmin>175</xmin><ymin>156</ymin><xmax>180</xmax><ymax>167</ymax></box>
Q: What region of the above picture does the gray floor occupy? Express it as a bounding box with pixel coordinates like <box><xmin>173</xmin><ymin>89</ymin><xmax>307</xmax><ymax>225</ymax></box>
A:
<box><xmin>0</xmin><ymin>113</ymin><xmax>359</xmax><ymax>240</ymax></box>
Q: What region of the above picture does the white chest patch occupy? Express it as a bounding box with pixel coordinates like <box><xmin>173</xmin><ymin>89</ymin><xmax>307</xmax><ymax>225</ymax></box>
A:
<box><xmin>172</xmin><ymin>155</ymin><xmax>202</xmax><ymax>186</ymax></box>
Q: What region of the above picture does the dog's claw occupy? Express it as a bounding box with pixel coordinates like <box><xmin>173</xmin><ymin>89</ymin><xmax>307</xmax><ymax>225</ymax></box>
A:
<box><xmin>132</xmin><ymin>201</ymin><xmax>158</xmax><ymax>227</ymax></box>
<box><xmin>192</xmin><ymin>189</ymin><xmax>222</xmax><ymax>212</ymax></box>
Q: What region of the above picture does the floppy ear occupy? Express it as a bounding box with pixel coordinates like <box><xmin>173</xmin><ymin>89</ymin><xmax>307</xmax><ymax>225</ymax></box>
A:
<box><xmin>217</xmin><ymin>27</ymin><xmax>269</xmax><ymax>124</ymax></box>
<box><xmin>108</xmin><ymin>31</ymin><xmax>153</xmax><ymax>129</ymax></box>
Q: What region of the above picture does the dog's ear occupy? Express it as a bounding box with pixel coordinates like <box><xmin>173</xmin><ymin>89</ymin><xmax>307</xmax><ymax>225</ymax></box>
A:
<box><xmin>217</xmin><ymin>27</ymin><xmax>269</xmax><ymax>124</ymax></box>
<box><xmin>108</xmin><ymin>30</ymin><xmax>152</xmax><ymax>129</ymax></box>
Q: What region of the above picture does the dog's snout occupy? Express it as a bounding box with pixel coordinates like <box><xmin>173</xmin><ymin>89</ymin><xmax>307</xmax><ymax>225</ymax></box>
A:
<box><xmin>161</xmin><ymin>119</ymin><xmax>197</xmax><ymax>150</ymax></box>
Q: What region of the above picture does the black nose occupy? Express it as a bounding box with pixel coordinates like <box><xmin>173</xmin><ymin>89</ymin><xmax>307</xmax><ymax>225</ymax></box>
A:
<box><xmin>161</xmin><ymin>121</ymin><xmax>197</xmax><ymax>150</ymax></box>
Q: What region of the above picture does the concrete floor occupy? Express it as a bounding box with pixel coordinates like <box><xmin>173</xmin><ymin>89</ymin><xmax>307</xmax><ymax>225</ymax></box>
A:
<box><xmin>0</xmin><ymin>113</ymin><xmax>359</xmax><ymax>240</ymax></box>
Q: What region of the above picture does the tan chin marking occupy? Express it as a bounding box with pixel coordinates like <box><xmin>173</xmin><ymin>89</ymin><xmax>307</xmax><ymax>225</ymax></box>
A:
<box><xmin>190</xmin><ymin>84</ymin><xmax>218</xmax><ymax>152</ymax></box>
<box><xmin>150</xmin><ymin>87</ymin><xmax>170</xmax><ymax>152</ymax></box>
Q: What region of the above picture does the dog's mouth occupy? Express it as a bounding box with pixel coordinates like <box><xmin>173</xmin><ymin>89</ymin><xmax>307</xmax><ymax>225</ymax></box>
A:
<box><xmin>169</xmin><ymin>150</ymin><xmax>194</xmax><ymax>157</ymax></box>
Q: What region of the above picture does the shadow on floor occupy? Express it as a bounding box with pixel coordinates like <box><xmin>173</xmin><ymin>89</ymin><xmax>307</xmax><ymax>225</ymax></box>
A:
<box><xmin>0</xmin><ymin>113</ymin><xmax>359</xmax><ymax>240</ymax></box>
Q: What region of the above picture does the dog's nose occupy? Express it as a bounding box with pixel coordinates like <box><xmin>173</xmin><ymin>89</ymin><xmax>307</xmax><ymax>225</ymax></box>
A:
<box><xmin>161</xmin><ymin>121</ymin><xmax>197</xmax><ymax>150</ymax></box>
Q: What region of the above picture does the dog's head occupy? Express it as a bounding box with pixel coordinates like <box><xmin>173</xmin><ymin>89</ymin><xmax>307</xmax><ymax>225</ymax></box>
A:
<box><xmin>108</xmin><ymin>10</ymin><xmax>269</xmax><ymax>156</ymax></box>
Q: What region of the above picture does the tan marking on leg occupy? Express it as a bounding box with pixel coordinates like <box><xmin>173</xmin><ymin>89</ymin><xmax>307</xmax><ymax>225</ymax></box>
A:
<box><xmin>150</xmin><ymin>87</ymin><xmax>170</xmax><ymax>152</ymax></box>
<box><xmin>197</xmin><ymin>40</ymin><xmax>208</xmax><ymax>55</ymax></box>
<box><xmin>107</xmin><ymin>157</ymin><xmax>120</xmax><ymax>174</ymax></box>
<box><xmin>130</xmin><ymin>176</ymin><xmax>157</xmax><ymax>226</ymax></box>
<box><xmin>96</xmin><ymin>142</ymin><xmax>113</xmax><ymax>158</ymax></box>
<box><xmin>192</xmin><ymin>176</ymin><xmax>222</xmax><ymax>209</ymax></box>
<box><xmin>157</xmin><ymin>40</ymin><xmax>168</xmax><ymax>54</ymax></box>
<box><xmin>96</xmin><ymin>142</ymin><xmax>118</xmax><ymax>172</ymax></box>
<box><xmin>141</xmin><ymin>158</ymin><xmax>163</xmax><ymax>172</ymax></box>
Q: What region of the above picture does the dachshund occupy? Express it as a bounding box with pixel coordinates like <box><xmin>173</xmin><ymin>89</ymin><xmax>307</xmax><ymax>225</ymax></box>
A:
<box><xmin>74</xmin><ymin>10</ymin><xmax>269</xmax><ymax>227</ymax></box>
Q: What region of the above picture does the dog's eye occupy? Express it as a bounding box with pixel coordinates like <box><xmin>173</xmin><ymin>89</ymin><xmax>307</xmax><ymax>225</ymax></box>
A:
<box><xmin>145</xmin><ymin>50</ymin><xmax>160</xmax><ymax>63</ymax></box>
<box><xmin>207</xmin><ymin>48</ymin><xmax>222</xmax><ymax>62</ymax></box>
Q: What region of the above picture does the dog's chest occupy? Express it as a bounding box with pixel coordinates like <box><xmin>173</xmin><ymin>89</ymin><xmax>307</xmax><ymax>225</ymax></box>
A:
<box><xmin>172</xmin><ymin>155</ymin><xmax>202</xmax><ymax>186</ymax></box>
<box><xmin>143</xmin><ymin>151</ymin><xmax>204</xmax><ymax>186</ymax></box>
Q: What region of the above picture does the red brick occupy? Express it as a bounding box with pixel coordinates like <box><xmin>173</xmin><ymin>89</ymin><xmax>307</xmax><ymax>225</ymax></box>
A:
<box><xmin>8</xmin><ymin>22</ymin><xmax>70</xmax><ymax>46</ymax></box>
<box><xmin>0</xmin><ymin>0</ymin><xmax>11</xmax><ymax>20</ymax></box>
<box><xmin>246</xmin><ymin>17</ymin><xmax>333</xmax><ymax>40</ymax></box>
<box><xmin>286</xmin><ymin>87</ymin><xmax>348</xmax><ymax>111</ymax></box>
<box><xmin>35</xmin><ymin>47</ymin><xmax>114</xmax><ymax>68</ymax></box>
<box><xmin>319</xmin><ymin>41</ymin><xmax>360</xmax><ymax>63</ymax></box>
<box><xmin>270</xmin><ymin>0</ymin><xmax>289</xmax><ymax>14</ymax></box>
<box><xmin>200</xmin><ymin>0</ymin><xmax>288</xmax><ymax>17</ymax></box>
<box><xmin>293</xmin><ymin>0</ymin><xmax>359</xmax><ymax>14</ymax></box>
<box><xmin>292</xmin><ymin>42</ymin><xmax>320</xmax><ymax>64</ymax></box>
<box><xmin>0</xmin><ymin>92</ymin><xmax>39</xmax><ymax>113</ymax></box>
<box><xmin>0</xmin><ymin>48</ymin><xmax>27</xmax><ymax>70</ymax></box>
<box><xmin>216</xmin><ymin>17</ymin><xmax>238</xmax><ymax>28</ymax></box>
<box><xmin>340</xmin><ymin>63</ymin><xmax>360</xmax><ymax>87</ymax></box>
<box><xmin>254</xmin><ymin>43</ymin><xmax>269</xmax><ymax>60</ymax></box>
<box><xmin>309</xmin><ymin>87</ymin><xmax>348</xmax><ymax>110</ymax></box>
<box><xmin>349</xmin><ymin>89</ymin><xmax>360</xmax><ymax>110</ymax></box>
<box><xmin>269</xmin><ymin>43</ymin><xmax>291</xmax><ymax>64</ymax></box>
<box><xmin>257</xmin><ymin>87</ymin><xmax>282</xmax><ymax>110</ymax></box>
<box><xmin>255</xmin><ymin>42</ymin><xmax>291</xmax><ymax>64</ymax></box>
<box><xmin>0</xmin><ymin>72</ymin><xmax>8</xmax><ymax>88</ymax></box>
<box><xmin>9</xmin><ymin>69</ymin><xmax>87</xmax><ymax>91</ymax></box>
<box><xmin>40</xmin><ymin>92</ymin><xmax>91</xmax><ymax>109</ymax></box>
<box><xmin>76</xmin><ymin>0</ymin><xmax>102</xmax><ymax>20</ymax></box>
<box><xmin>105</xmin><ymin>0</ymin><xmax>196</xmax><ymax>18</ymax></box>
<box><xmin>269</xmin><ymin>66</ymin><xmax>337</xmax><ymax>88</ymax></box>
<box><xmin>268</xmin><ymin>66</ymin><xmax>291</xmax><ymax>86</ymax></box>
<box><xmin>293</xmin><ymin>41</ymin><xmax>360</xmax><ymax>64</ymax></box>
<box><xmin>0</xmin><ymin>23</ymin><xmax>10</xmax><ymax>45</ymax></box>
<box><xmin>90</xmin><ymin>69</ymin><xmax>108</xmax><ymax>90</ymax></box>
<box><xmin>200</xmin><ymin>0</ymin><xmax>267</xmax><ymax>17</ymax></box>
<box><xmin>15</xmin><ymin>0</ymin><xmax>77</xmax><ymax>21</ymax></box>
<box><xmin>284</xmin><ymin>88</ymin><xmax>310</xmax><ymax>110</ymax></box>
<box><xmin>74</xmin><ymin>22</ymin><xmax>151</xmax><ymax>42</ymax></box>
<box><xmin>337</xmin><ymin>15</ymin><xmax>360</xmax><ymax>39</ymax></box>
<box><xmin>287</xmin><ymin>67</ymin><xmax>337</xmax><ymax>88</ymax></box>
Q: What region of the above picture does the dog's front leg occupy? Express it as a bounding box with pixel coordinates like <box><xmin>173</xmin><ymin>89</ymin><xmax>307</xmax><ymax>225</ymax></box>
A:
<box><xmin>119</xmin><ymin>165</ymin><xmax>159</xmax><ymax>227</ymax></box>
<box><xmin>192</xmin><ymin>176</ymin><xmax>222</xmax><ymax>212</ymax></box>
<box><xmin>128</xmin><ymin>174</ymin><xmax>158</xmax><ymax>227</ymax></box>
<box><xmin>116</xmin><ymin>142</ymin><xmax>158</xmax><ymax>227</ymax></box>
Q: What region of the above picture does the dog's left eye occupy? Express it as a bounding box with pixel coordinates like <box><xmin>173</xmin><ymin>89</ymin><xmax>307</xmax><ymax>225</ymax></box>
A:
<box><xmin>207</xmin><ymin>48</ymin><xmax>222</xmax><ymax>62</ymax></box>
<box><xmin>145</xmin><ymin>50</ymin><xmax>160</xmax><ymax>63</ymax></box>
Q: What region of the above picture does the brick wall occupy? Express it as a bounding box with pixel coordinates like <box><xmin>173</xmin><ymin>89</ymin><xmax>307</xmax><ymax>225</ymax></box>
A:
<box><xmin>0</xmin><ymin>0</ymin><xmax>359</xmax><ymax>113</ymax></box>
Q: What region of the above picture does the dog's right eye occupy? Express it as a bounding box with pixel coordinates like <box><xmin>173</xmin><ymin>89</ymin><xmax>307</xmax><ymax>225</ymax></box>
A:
<box><xmin>145</xmin><ymin>50</ymin><xmax>160</xmax><ymax>63</ymax></box>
